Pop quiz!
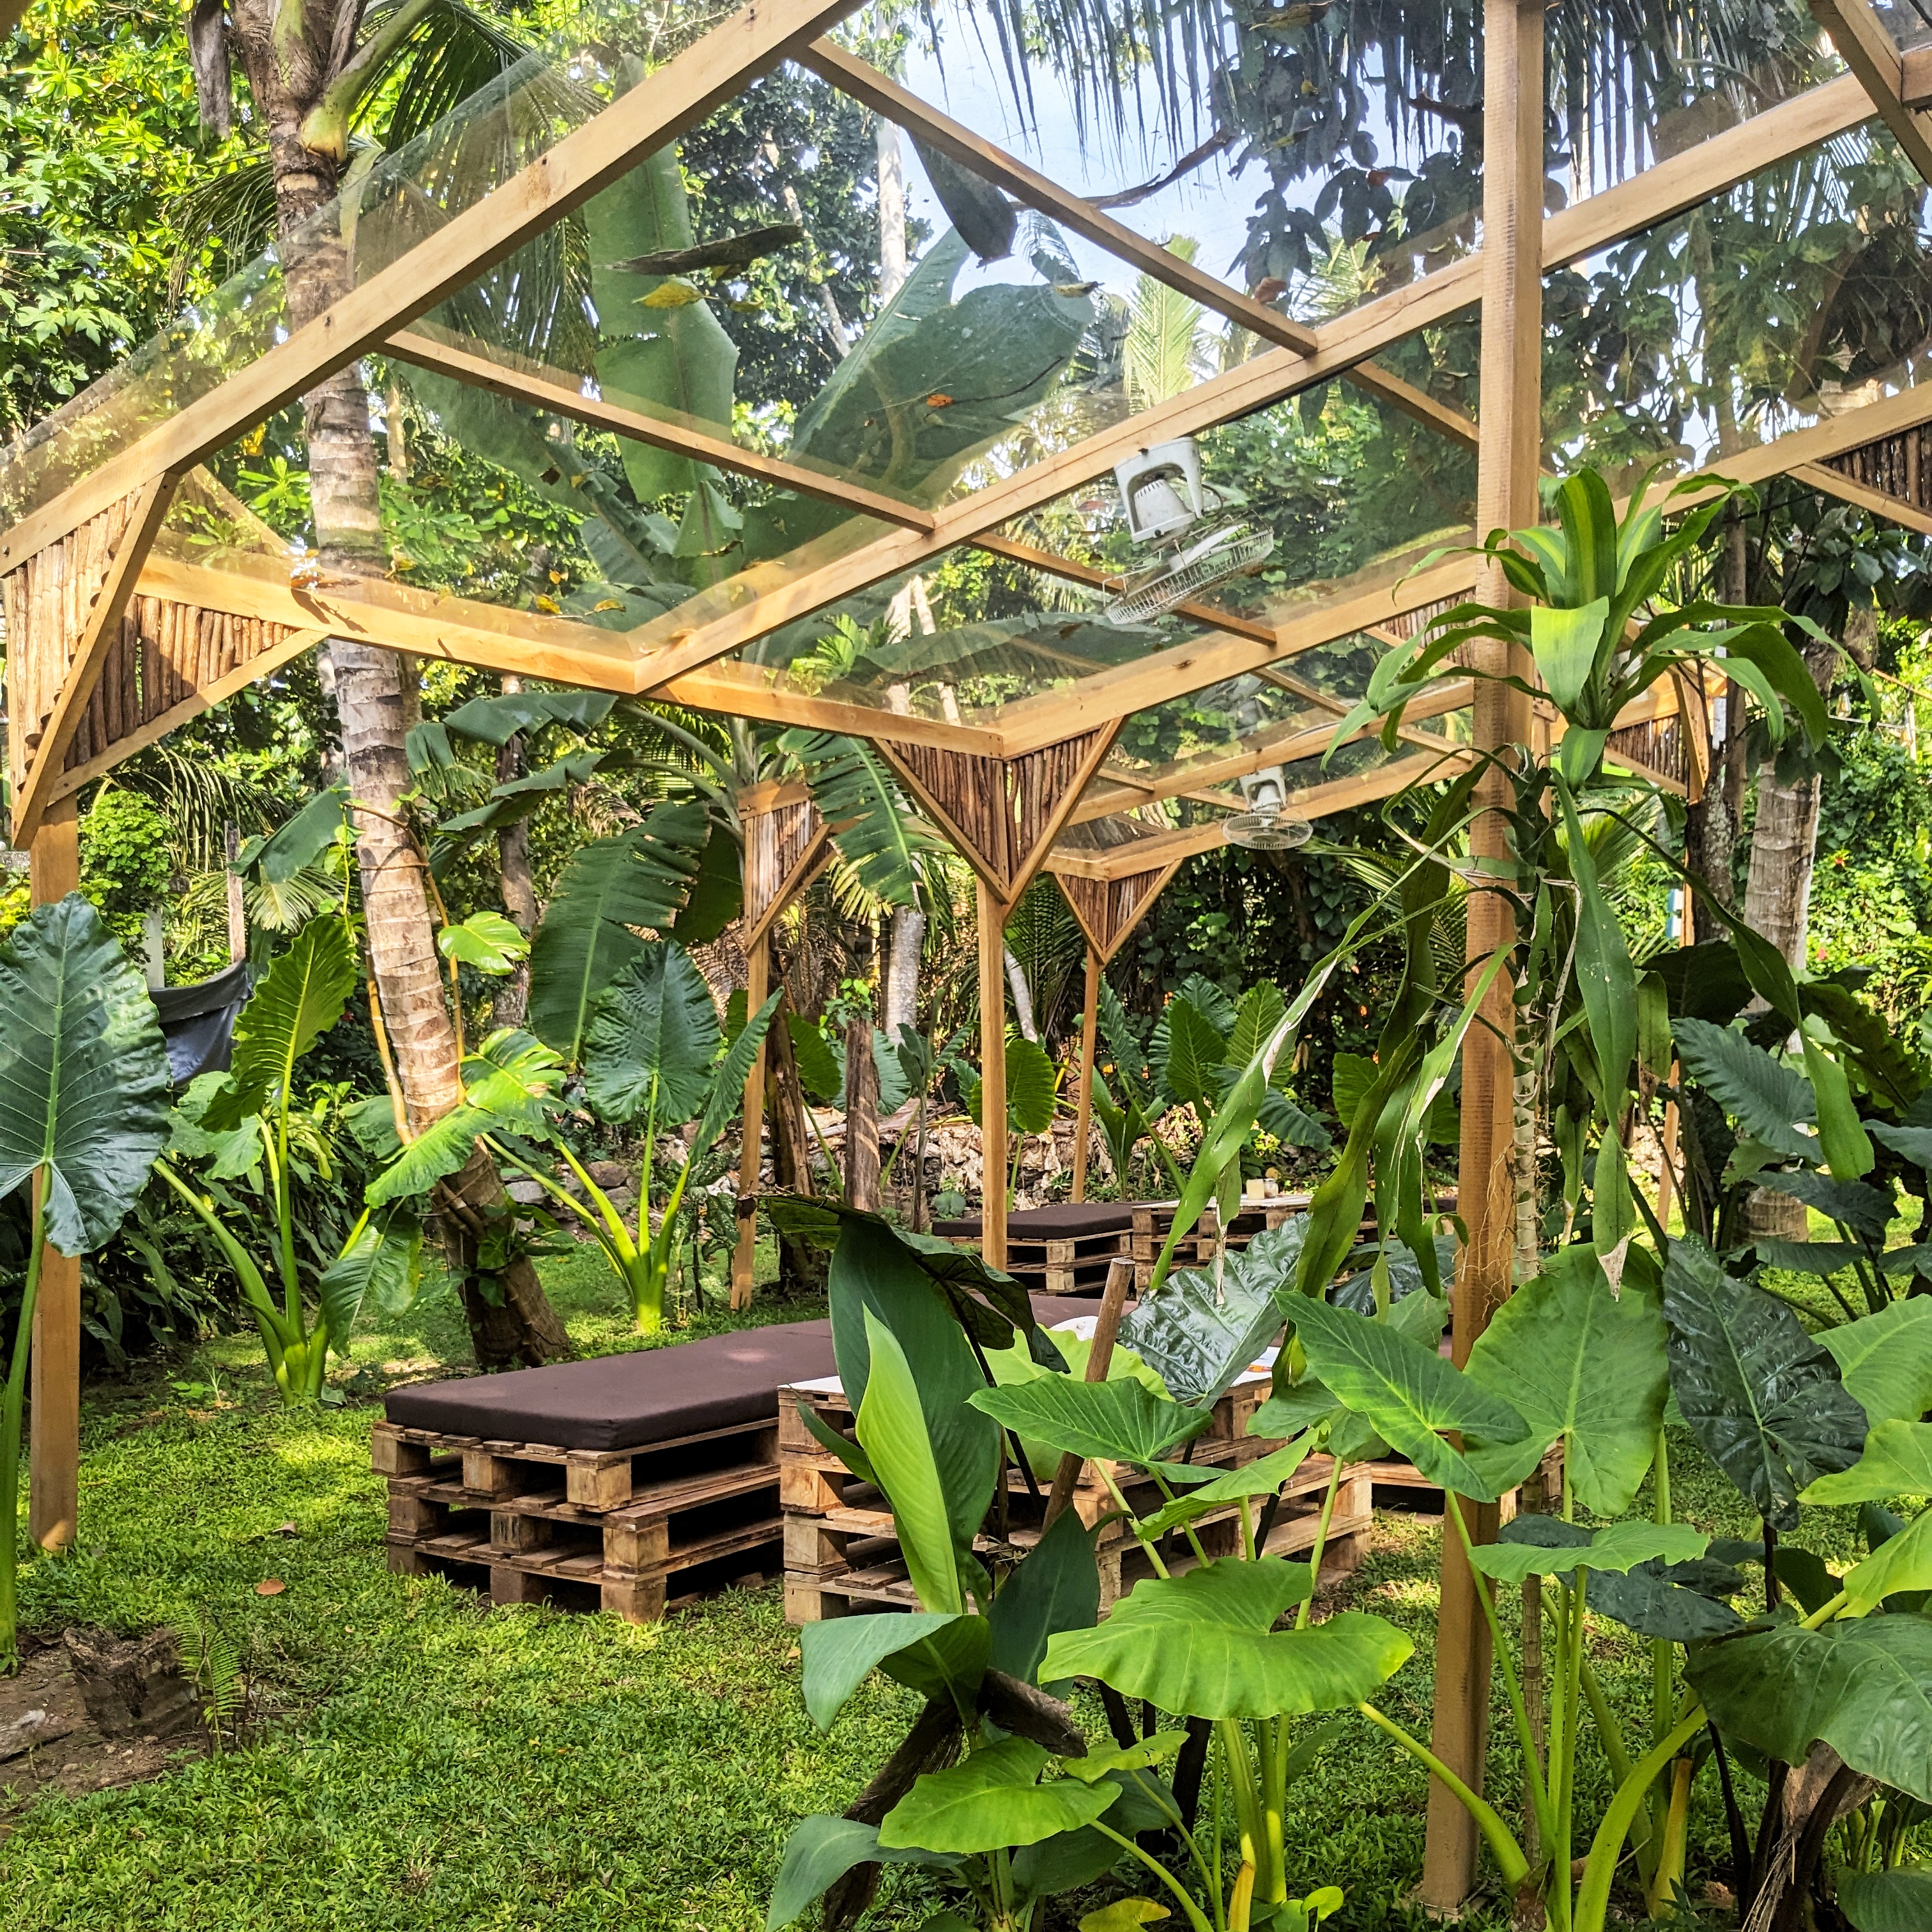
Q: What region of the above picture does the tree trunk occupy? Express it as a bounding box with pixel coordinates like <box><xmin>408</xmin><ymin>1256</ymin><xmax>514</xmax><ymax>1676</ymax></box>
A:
<box><xmin>494</xmin><ymin>680</ymin><xmax>537</xmax><ymax>1031</ymax></box>
<box><xmin>884</xmin><ymin>908</ymin><xmax>924</xmax><ymax>1040</ymax></box>
<box><xmin>231</xmin><ymin>15</ymin><xmax>567</xmax><ymax>1365</ymax></box>
<box><xmin>843</xmin><ymin>917</ymin><xmax>881</xmax><ymax>1210</ymax></box>
<box><xmin>1740</xmin><ymin>619</ymin><xmax>1850</xmax><ymax>974</ymax></box>
<box><xmin>1004</xmin><ymin>946</ymin><xmax>1039</xmax><ymax>1043</ymax></box>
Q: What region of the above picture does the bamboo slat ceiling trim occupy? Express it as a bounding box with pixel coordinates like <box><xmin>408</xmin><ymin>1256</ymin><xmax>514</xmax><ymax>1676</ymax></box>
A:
<box><xmin>2</xmin><ymin>486</ymin><xmax>144</xmax><ymax>804</ymax></box>
<box><xmin>1056</xmin><ymin>862</ymin><xmax>1183</xmax><ymax>965</ymax></box>
<box><xmin>742</xmin><ymin>790</ymin><xmax>831</xmax><ymax>942</ymax></box>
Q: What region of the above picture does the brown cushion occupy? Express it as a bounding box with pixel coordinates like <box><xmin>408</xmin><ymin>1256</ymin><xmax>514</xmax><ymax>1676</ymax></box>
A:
<box><xmin>933</xmin><ymin>1204</ymin><xmax>1139</xmax><ymax>1240</ymax></box>
<box><xmin>383</xmin><ymin>1293</ymin><xmax>1110</xmax><ymax>1452</ymax></box>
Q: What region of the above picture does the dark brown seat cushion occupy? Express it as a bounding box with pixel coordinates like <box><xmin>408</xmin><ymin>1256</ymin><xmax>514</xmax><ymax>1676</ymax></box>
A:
<box><xmin>383</xmin><ymin>1294</ymin><xmax>1108</xmax><ymax>1452</ymax></box>
<box><xmin>933</xmin><ymin>1204</ymin><xmax>1140</xmax><ymax>1241</ymax></box>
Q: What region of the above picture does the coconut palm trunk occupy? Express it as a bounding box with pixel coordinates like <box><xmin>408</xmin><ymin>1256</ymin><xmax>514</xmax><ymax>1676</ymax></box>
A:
<box><xmin>222</xmin><ymin>1</ymin><xmax>569</xmax><ymax>1365</ymax></box>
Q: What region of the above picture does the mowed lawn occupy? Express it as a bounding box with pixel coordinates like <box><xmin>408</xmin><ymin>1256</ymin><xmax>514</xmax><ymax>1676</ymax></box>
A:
<box><xmin>1</xmin><ymin>1248</ymin><xmax>1867</xmax><ymax>1930</ymax></box>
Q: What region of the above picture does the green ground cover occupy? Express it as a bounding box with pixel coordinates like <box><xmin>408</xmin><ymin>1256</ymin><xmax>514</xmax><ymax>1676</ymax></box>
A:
<box><xmin>0</xmin><ymin>1250</ymin><xmax>1871</xmax><ymax>1930</ymax></box>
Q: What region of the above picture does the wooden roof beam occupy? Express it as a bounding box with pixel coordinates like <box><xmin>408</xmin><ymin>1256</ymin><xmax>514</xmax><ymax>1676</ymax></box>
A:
<box><xmin>1</xmin><ymin>0</ymin><xmax>864</xmax><ymax>568</ymax></box>
<box><xmin>1810</xmin><ymin>0</ymin><xmax>1932</xmax><ymax>178</ymax></box>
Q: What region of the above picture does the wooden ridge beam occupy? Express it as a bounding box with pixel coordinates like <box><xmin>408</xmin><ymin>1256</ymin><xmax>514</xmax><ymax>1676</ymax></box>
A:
<box><xmin>1</xmin><ymin>0</ymin><xmax>863</xmax><ymax>569</ymax></box>
<box><xmin>1809</xmin><ymin>0</ymin><xmax>1932</xmax><ymax>179</ymax></box>
<box><xmin>386</xmin><ymin>327</ymin><xmax>938</xmax><ymax>533</ymax></box>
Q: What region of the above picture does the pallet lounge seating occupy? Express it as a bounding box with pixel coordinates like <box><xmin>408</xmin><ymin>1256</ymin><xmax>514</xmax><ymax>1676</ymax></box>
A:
<box><xmin>376</xmin><ymin>1295</ymin><xmax>1104</xmax><ymax>1623</ymax></box>
<box><xmin>779</xmin><ymin>1356</ymin><xmax>1374</xmax><ymax>1624</ymax></box>
<box><xmin>932</xmin><ymin>1202</ymin><xmax>1136</xmax><ymax>1295</ymax></box>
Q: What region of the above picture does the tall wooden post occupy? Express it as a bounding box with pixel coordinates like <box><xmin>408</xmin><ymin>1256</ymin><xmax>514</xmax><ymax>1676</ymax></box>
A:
<box><xmin>1071</xmin><ymin>949</ymin><xmax>1101</xmax><ymax>1202</ymax></box>
<box><xmin>977</xmin><ymin>879</ymin><xmax>1008</xmax><ymax>1267</ymax></box>
<box><xmin>730</xmin><ymin>931</ymin><xmax>770</xmax><ymax>1310</ymax></box>
<box><xmin>1420</xmin><ymin>0</ymin><xmax>1544</xmax><ymax>1907</ymax></box>
<box><xmin>27</xmin><ymin>797</ymin><xmax>81</xmax><ymax>1552</ymax></box>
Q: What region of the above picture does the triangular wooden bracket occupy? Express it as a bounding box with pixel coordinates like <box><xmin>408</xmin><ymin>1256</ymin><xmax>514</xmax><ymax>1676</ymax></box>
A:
<box><xmin>1055</xmin><ymin>860</ymin><xmax>1183</xmax><ymax>966</ymax></box>
<box><xmin>740</xmin><ymin>777</ymin><xmax>832</xmax><ymax>944</ymax></box>
<box><xmin>5</xmin><ymin>475</ymin><xmax>178</xmax><ymax>844</ymax></box>
<box><xmin>878</xmin><ymin>723</ymin><xmax>1121</xmax><ymax>907</ymax></box>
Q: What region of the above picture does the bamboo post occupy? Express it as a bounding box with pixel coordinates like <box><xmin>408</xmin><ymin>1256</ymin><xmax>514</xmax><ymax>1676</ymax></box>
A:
<box><xmin>977</xmin><ymin>878</ymin><xmax>1008</xmax><ymax>1268</ymax></box>
<box><xmin>732</xmin><ymin>931</ymin><xmax>770</xmax><ymax>1310</ymax></box>
<box><xmin>1420</xmin><ymin>0</ymin><xmax>1544</xmax><ymax>1907</ymax></box>
<box><xmin>1071</xmin><ymin>949</ymin><xmax>1101</xmax><ymax>1202</ymax></box>
<box><xmin>1042</xmin><ymin>1254</ymin><xmax>1134</xmax><ymax>1526</ymax></box>
<box><xmin>27</xmin><ymin>797</ymin><xmax>81</xmax><ymax>1552</ymax></box>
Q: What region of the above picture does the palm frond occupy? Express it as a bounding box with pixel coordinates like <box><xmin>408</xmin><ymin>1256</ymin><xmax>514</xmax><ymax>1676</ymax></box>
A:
<box><xmin>1124</xmin><ymin>236</ymin><xmax>1211</xmax><ymax>410</ymax></box>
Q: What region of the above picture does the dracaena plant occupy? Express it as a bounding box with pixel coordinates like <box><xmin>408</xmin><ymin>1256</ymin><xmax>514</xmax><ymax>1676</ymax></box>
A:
<box><xmin>0</xmin><ymin>898</ymin><xmax>173</xmax><ymax>1667</ymax></box>
<box><xmin>767</xmin><ymin>1206</ymin><xmax>1372</xmax><ymax>1932</ymax></box>
<box><xmin>1333</xmin><ymin>466</ymin><xmax>1834</xmax><ymax>785</ymax></box>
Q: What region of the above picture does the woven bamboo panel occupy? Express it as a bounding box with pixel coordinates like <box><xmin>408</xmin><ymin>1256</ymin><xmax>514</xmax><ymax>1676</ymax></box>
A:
<box><xmin>1057</xmin><ymin>863</ymin><xmax>1172</xmax><ymax>962</ymax></box>
<box><xmin>1</xmin><ymin>489</ymin><xmax>143</xmax><ymax>799</ymax></box>
<box><xmin>62</xmin><ymin>596</ymin><xmax>296</xmax><ymax>773</ymax></box>
<box><xmin>1827</xmin><ymin>424</ymin><xmax>1931</xmax><ymax>510</ymax></box>
<box><xmin>742</xmin><ymin>794</ymin><xmax>826</xmax><ymax>937</ymax></box>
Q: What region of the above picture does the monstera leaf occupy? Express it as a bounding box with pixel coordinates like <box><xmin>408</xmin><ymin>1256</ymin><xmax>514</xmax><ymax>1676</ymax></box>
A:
<box><xmin>526</xmin><ymin>802</ymin><xmax>706</xmax><ymax>1062</ymax></box>
<box><xmin>583</xmin><ymin>940</ymin><xmax>721</xmax><ymax>1128</ymax></box>
<box><xmin>204</xmin><ymin>915</ymin><xmax>357</xmax><ymax>1130</ymax></box>
<box><xmin>0</xmin><ymin>897</ymin><xmax>172</xmax><ymax>1255</ymax></box>
<box><xmin>366</xmin><ymin>1031</ymin><xmax>566</xmax><ymax>1204</ymax></box>
<box><xmin>1662</xmin><ymin>1236</ymin><xmax>1867</xmax><ymax>1529</ymax></box>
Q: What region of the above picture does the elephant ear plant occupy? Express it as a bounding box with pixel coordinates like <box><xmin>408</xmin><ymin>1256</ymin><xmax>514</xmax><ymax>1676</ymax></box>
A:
<box><xmin>766</xmin><ymin>1206</ymin><xmax>1377</xmax><ymax>1932</ymax></box>
<box><xmin>0</xmin><ymin>897</ymin><xmax>172</xmax><ymax>1667</ymax></box>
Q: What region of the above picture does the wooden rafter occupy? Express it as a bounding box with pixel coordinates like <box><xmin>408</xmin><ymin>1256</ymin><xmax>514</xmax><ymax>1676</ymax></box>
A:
<box><xmin>1810</xmin><ymin>0</ymin><xmax>1932</xmax><ymax>180</ymax></box>
<box><xmin>5</xmin><ymin>476</ymin><xmax>176</xmax><ymax>844</ymax></box>
<box><xmin>1791</xmin><ymin>457</ymin><xmax>1932</xmax><ymax>535</ymax></box>
<box><xmin>1</xmin><ymin>0</ymin><xmax>864</xmax><ymax>571</ymax></box>
<box><xmin>740</xmin><ymin>778</ymin><xmax>833</xmax><ymax>942</ymax></box>
<box><xmin>386</xmin><ymin>327</ymin><xmax>939</xmax><ymax>533</ymax></box>
<box><xmin>801</xmin><ymin>40</ymin><xmax>1482</xmax><ymax>456</ymax></box>
<box><xmin>878</xmin><ymin>724</ymin><xmax>1120</xmax><ymax>906</ymax></box>
<box><xmin>1056</xmin><ymin>861</ymin><xmax>1183</xmax><ymax>965</ymax></box>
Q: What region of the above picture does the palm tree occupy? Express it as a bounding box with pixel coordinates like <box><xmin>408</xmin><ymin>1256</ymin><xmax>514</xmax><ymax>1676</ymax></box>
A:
<box><xmin>187</xmin><ymin>0</ymin><xmax>573</xmax><ymax>1364</ymax></box>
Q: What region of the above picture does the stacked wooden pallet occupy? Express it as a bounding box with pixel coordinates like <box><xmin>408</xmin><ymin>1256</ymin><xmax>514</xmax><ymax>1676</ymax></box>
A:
<box><xmin>374</xmin><ymin>1414</ymin><xmax>783</xmax><ymax>1623</ymax></box>
<box><xmin>1130</xmin><ymin>1196</ymin><xmax>1305</xmax><ymax>1290</ymax></box>
<box><xmin>777</xmin><ymin>1370</ymin><xmax>1372</xmax><ymax>1624</ymax></box>
<box><xmin>933</xmin><ymin>1204</ymin><xmax>1136</xmax><ymax>1296</ymax></box>
<box><xmin>1365</xmin><ymin>1444</ymin><xmax>1564</xmax><ymax>1525</ymax></box>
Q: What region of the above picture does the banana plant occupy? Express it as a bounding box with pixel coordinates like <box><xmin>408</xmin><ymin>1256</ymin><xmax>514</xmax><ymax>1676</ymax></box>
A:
<box><xmin>155</xmin><ymin>914</ymin><xmax>424</xmax><ymax>1401</ymax></box>
<box><xmin>0</xmin><ymin>897</ymin><xmax>173</xmax><ymax>1668</ymax></box>
<box><xmin>767</xmin><ymin>1209</ymin><xmax>1367</xmax><ymax>1932</ymax></box>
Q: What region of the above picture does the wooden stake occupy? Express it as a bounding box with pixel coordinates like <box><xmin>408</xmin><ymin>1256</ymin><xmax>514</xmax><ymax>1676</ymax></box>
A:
<box><xmin>732</xmin><ymin>931</ymin><xmax>770</xmax><ymax>1310</ymax></box>
<box><xmin>1071</xmin><ymin>949</ymin><xmax>1101</xmax><ymax>1203</ymax></box>
<box><xmin>27</xmin><ymin>797</ymin><xmax>80</xmax><ymax>1552</ymax></box>
<box><xmin>1420</xmin><ymin>0</ymin><xmax>1543</xmax><ymax>1908</ymax></box>
<box><xmin>1042</xmin><ymin>1254</ymin><xmax>1135</xmax><ymax>1528</ymax></box>
<box><xmin>224</xmin><ymin>821</ymin><xmax>246</xmax><ymax>964</ymax></box>
<box><xmin>977</xmin><ymin>878</ymin><xmax>1008</xmax><ymax>1269</ymax></box>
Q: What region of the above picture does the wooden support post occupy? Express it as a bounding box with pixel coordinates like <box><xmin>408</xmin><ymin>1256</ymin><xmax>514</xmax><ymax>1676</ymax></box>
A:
<box><xmin>27</xmin><ymin>797</ymin><xmax>80</xmax><ymax>1552</ymax></box>
<box><xmin>732</xmin><ymin>931</ymin><xmax>770</xmax><ymax>1310</ymax></box>
<box><xmin>1420</xmin><ymin>0</ymin><xmax>1543</xmax><ymax>1908</ymax></box>
<box><xmin>1071</xmin><ymin>949</ymin><xmax>1101</xmax><ymax>1202</ymax></box>
<box><xmin>224</xmin><ymin>820</ymin><xmax>246</xmax><ymax>963</ymax></box>
<box><xmin>977</xmin><ymin>878</ymin><xmax>1008</xmax><ymax>1269</ymax></box>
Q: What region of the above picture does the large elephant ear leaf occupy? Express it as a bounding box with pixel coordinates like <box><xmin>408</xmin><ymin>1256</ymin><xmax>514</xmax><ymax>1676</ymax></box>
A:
<box><xmin>206</xmin><ymin>914</ymin><xmax>358</xmax><ymax>1129</ymax></box>
<box><xmin>1465</xmin><ymin>1244</ymin><xmax>1667</xmax><ymax>1516</ymax></box>
<box><xmin>526</xmin><ymin>801</ymin><xmax>707</xmax><ymax>1063</ymax></box>
<box><xmin>583</xmin><ymin>940</ymin><xmax>720</xmax><ymax>1128</ymax></box>
<box><xmin>1661</xmin><ymin>1234</ymin><xmax>1867</xmax><ymax>1529</ymax></box>
<box><xmin>0</xmin><ymin>897</ymin><xmax>172</xmax><ymax>1255</ymax></box>
<box><xmin>1289</xmin><ymin>1297</ymin><xmax>1529</xmax><ymax>1503</ymax></box>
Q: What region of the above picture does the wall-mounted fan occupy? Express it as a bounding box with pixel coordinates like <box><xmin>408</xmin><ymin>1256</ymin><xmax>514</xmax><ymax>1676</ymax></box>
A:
<box><xmin>1222</xmin><ymin>765</ymin><xmax>1313</xmax><ymax>850</ymax></box>
<box><xmin>1102</xmin><ymin>437</ymin><xmax>1274</xmax><ymax>624</ymax></box>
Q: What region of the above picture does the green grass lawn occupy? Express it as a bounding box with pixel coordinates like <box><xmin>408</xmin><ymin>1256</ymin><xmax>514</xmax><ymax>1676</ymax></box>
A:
<box><xmin>0</xmin><ymin>1244</ymin><xmax>1874</xmax><ymax>1930</ymax></box>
